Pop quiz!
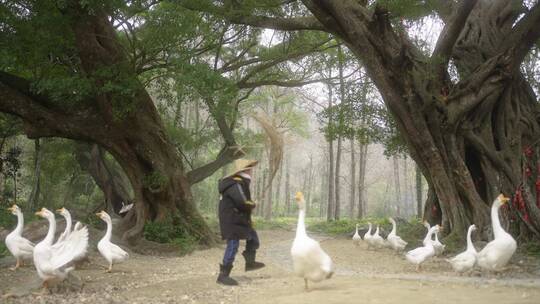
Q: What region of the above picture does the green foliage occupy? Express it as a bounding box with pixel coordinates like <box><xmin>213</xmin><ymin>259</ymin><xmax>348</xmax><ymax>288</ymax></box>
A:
<box><xmin>142</xmin><ymin>171</ymin><xmax>168</xmax><ymax>191</ymax></box>
<box><xmin>144</xmin><ymin>220</ymin><xmax>173</xmax><ymax>243</ymax></box>
<box><xmin>171</xmin><ymin>235</ymin><xmax>197</xmax><ymax>252</ymax></box>
<box><xmin>521</xmin><ymin>241</ymin><xmax>540</xmax><ymax>258</ymax></box>
<box><xmin>0</xmin><ymin>114</ymin><xmax>22</xmax><ymax>139</ymax></box>
<box><xmin>252</xmin><ymin>216</ymin><xmax>296</xmax><ymax>230</ymax></box>
<box><xmin>143</xmin><ymin>215</ymin><xmax>199</xmax><ymax>253</ymax></box>
<box><xmin>0</xmin><ymin>242</ymin><xmax>8</xmax><ymax>258</ymax></box>
<box><xmin>0</xmin><ymin>208</ymin><xmax>16</xmax><ymax>258</ymax></box>
<box><xmin>378</xmin><ymin>0</ymin><xmax>439</xmax><ymax>20</ymax></box>
<box><xmin>394</xmin><ymin>218</ymin><xmax>428</xmax><ymax>249</ymax></box>
<box><xmin>0</xmin><ymin>208</ymin><xmax>17</xmax><ymax>230</ymax></box>
<box><xmin>441</xmin><ymin>230</ymin><xmax>466</xmax><ymax>254</ymax></box>
<box><xmin>308</xmin><ymin>217</ymin><xmax>390</xmax><ymax>236</ymax></box>
<box><xmin>1</xmin><ymin>146</ymin><xmax>22</xmax><ymax>183</ymax></box>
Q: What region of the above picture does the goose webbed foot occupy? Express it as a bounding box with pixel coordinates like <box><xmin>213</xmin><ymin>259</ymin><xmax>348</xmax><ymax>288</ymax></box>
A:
<box><xmin>32</xmin><ymin>280</ymin><xmax>51</xmax><ymax>295</ymax></box>
<box><xmin>9</xmin><ymin>258</ymin><xmax>21</xmax><ymax>271</ymax></box>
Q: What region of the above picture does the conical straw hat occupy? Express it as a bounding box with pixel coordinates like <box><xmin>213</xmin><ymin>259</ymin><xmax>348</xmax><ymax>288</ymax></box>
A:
<box><xmin>225</xmin><ymin>159</ymin><xmax>258</xmax><ymax>178</ymax></box>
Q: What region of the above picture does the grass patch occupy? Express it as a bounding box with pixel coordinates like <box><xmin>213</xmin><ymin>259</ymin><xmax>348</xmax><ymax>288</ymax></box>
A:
<box><xmin>252</xmin><ymin>216</ymin><xmax>297</xmax><ymax>230</ymax></box>
<box><xmin>308</xmin><ymin>217</ymin><xmax>394</xmax><ymax>236</ymax></box>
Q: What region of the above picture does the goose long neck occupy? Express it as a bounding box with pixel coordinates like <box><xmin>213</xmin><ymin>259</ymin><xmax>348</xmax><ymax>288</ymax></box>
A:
<box><xmin>104</xmin><ymin>217</ymin><xmax>113</xmax><ymax>241</ymax></box>
<box><xmin>14</xmin><ymin>211</ymin><xmax>24</xmax><ymax>235</ymax></box>
<box><xmin>44</xmin><ymin>215</ymin><xmax>56</xmax><ymax>245</ymax></box>
<box><xmin>296</xmin><ymin>209</ymin><xmax>306</xmax><ymax>237</ymax></box>
<box><xmin>466</xmin><ymin>227</ymin><xmax>475</xmax><ymax>252</ymax></box>
<box><xmin>491</xmin><ymin>202</ymin><xmax>503</xmax><ymax>239</ymax></box>
<box><xmin>423</xmin><ymin>227</ymin><xmax>434</xmax><ymax>244</ymax></box>
<box><xmin>64</xmin><ymin>213</ymin><xmax>72</xmax><ymax>234</ymax></box>
<box><xmin>390</xmin><ymin>220</ymin><xmax>396</xmax><ymax>235</ymax></box>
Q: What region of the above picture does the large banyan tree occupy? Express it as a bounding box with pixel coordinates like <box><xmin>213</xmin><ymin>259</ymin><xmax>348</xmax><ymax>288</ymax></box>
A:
<box><xmin>0</xmin><ymin>0</ymin><xmax>330</xmax><ymax>243</ymax></box>
<box><xmin>182</xmin><ymin>0</ymin><xmax>540</xmax><ymax>241</ymax></box>
<box><xmin>0</xmin><ymin>1</ymin><xmax>218</xmax><ymax>244</ymax></box>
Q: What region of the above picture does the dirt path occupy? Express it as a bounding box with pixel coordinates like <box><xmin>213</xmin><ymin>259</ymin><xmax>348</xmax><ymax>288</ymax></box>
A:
<box><xmin>1</xmin><ymin>229</ymin><xmax>540</xmax><ymax>304</ymax></box>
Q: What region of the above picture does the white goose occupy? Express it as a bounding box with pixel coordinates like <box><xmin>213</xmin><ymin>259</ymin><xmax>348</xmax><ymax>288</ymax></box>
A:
<box><xmin>55</xmin><ymin>207</ymin><xmax>73</xmax><ymax>244</ymax></box>
<box><xmin>33</xmin><ymin>208</ymin><xmax>88</xmax><ymax>292</ymax></box>
<box><xmin>119</xmin><ymin>201</ymin><xmax>134</xmax><ymax>215</ymax></box>
<box><xmin>433</xmin><ymin>230</ymin><xmax>445</xmax><ymax>256</ymax></box>
<box><xmin>405</xmin><ymin>225</ymin><xmax>440</xmax><ymax>271</ymax></box>
<box><xmin>364</xmin><ymin>222</ymin><xmax>373</xmax><ymax>249</ymax></box>
<box><xmin>56</xmin><ymin>207</ymin><xmax>87</xmax><ymax>264</ymax></box>
<box><xmin>422</xmin><ymin>222</ymin><xmax>431</xmax><ymax>246</ymax></box>
<box><xmin>291</xmin><ymin>192</ymin><xmax>333</xmax><ymax>290</ymax></box>
<box><xmin>352</xmin><ymin>224</ymin><xmax>361</xmax><ymax>246</ymax></box>
<box><xmin>371</xmin><ymin>225</ymin><xmax>385</xmax><ymax>249</ymax></box>
<box><xmin>447</xmin><ymin>224</ymin><xmax>477</xmax><ymax>273</ymax></box>
<box><xmin>477</xmin><ymin>194</ymin><xmax>516</xmax><ymax>271</ymax></box>
<box><xmin>96</xmin><ymin>211</ymin><xmax>129</xmax><ymax>272</ymax></box>
<box><xmin>387</xmin><ymin>217</ymin><xmax>408</xmax><ymax>252</ymax></box>
<box><xmin>423</xmin><ymin>221</ymin><xmax>445</xmax><ymax>255</ymax></box>
<box><xmin>5</xmin><ymin>205</ymin><xmax>34</xmax><ymax>270</ymax></box>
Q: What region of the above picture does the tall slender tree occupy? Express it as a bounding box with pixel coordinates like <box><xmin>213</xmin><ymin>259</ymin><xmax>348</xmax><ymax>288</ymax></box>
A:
<box><xmin>349</xmin><ymin>138</ymin><xmax>356</xmax><ymax>218</ymax></box>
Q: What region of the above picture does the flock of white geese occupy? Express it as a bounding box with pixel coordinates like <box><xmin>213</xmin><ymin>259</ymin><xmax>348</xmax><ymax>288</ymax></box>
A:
<box><xmin>4</xmin><ymin>206</ymin><xmax>128</xmax><ymax>292</ymax></box>
<box><xmin>291</xmin><ymin>192</ymin><xmax>517</xmax><ymax>290</ymax></box>
<box><xmin>4</xmin><ymin>193</ymin><xmax>517</xmax><ymax>292</ymax></box>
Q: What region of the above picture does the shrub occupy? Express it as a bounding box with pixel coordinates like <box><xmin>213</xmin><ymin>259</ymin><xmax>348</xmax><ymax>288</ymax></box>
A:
<box><xmin>143</xmin><ymin>215</ymin><xmax>199</xmax><ymax>254</ymax></box>
<box><xmin>0</xmin><ymin>242</ymin><xmax>8</xmax><ymax>258</ymax></box>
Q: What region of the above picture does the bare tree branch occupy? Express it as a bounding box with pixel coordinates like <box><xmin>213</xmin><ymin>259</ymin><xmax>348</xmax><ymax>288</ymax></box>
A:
<box><xmin>186</xmin><ymin>145</ymin><xmax>245</xmax><ymax>184</ymax></box>
<box><xmin>238</xmin><ymin>78</ymin><xmax>329</xmax><ymax>88</ymax></box>
<box><xmin>432</xmin><ymin>0</ymin><xmax>478</xmax><ymax>80</ymax></box>
<box><xmin>505</xmin><ymin>2</ymin><xmax>540</xmax><ymax>68</ymax></box>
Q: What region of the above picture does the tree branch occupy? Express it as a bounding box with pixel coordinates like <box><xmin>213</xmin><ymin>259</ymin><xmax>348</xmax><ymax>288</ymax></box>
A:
<box><xmin>177</xmin><ymin>0</ymin><xmax>328</xmax><ymax>32</ymax></box>
<box><xmin>446</xmin><ymin>56</ymin><xmax>506</xmax><ymax>123</ymax></box>
<box><xmin>0</xmin><ymin>72</ymin><xmax>104</xmax><ymax>141</ymax></box>
<box><xmin>432</xmin><ymin>0</ymin><xmax>478</xmax><ymax>80</ymax></box>
<box><xmin>505</xmin><ymin>2</ymin><xmax>540</xmax><ymax>68</ymax></box>
<box><xmin>186</xmin><ymin>145</ymin><xmax>245</xmax><ymax>184</ymax></box>
<box><xmin>236</xmin><ymin>38</ymin><xmax>334</xmax><ymax>85</ymax></box>
<box><xmin>237</xmin><ymin>78</ymin><xmax>329</xmax><ymax>88</ymax></box>
<box><xmin>463</xmin><ymin>130</ymin><xmax>517</xmax><ymax>185</ymax></box>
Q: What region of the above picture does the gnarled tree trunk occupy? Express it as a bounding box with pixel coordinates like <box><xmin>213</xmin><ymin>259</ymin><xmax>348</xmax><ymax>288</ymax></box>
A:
<box><xmin>304</xmin><ymin>0</ymin><xmax>540</xmax><ymax>241</ymax></box>
<box><xmin>0</xmin><ymin>6</ymin><xmax>215</xmax><ymax>244</ymax></box>
<box><xmin>75</xmin><ymin>143</ymin><xmax>133</xmax><ymax>216</ymax></box>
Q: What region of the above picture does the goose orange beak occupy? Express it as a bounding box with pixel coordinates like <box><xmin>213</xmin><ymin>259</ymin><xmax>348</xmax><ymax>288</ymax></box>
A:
<box><xmin>499</xmin><ymin>193</ymin><xmax>510</xmax><ymax>204</ymax></box>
